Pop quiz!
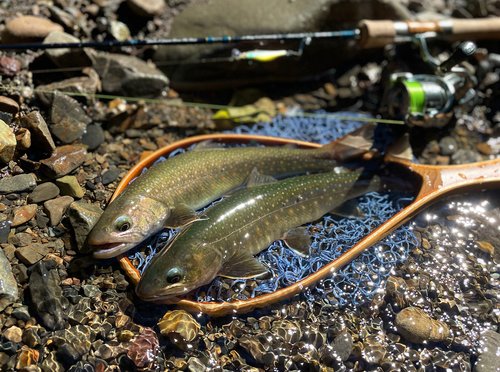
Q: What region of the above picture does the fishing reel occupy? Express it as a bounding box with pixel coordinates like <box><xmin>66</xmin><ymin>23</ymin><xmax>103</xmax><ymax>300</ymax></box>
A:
<box><xmin>384</xmin><ymin>38</ymin><xmax>478</xmax><ymax>128</ymax></box>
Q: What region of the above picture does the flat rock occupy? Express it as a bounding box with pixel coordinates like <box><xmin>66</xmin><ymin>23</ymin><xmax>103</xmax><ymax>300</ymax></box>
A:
<box><xmin>28</xmin><ymin>182</ymin><xmax>60</xmax><ymax>203</ymax></box>
<box><xmin>56</xmin><ymin>176</ymin><xmax>84</xmax><ymax>198</ymax></box>
<box><xmin>92</xmin><ymin>52</ymin><xmax>169</xmax><ymax>96</ymax></box>
<box><xmin>44</xmin><ymin>196</ymin><xmax>74</xmax><ymax>226</ymax></box>
<box><xmin>49</xmin><ymin>92</ymin><xmax>90</xmax><ymax>144</ymax></box>
<box><xmin>68</xmin><ymin>200</ymin><xmax>103</xmax><ymax>252</ymax></box>
<box><xmin>0</xmin><ymin>248</ymin><xmax>18</xmax><ymax>311</ymax></box>
<box><xmin>3</xmin><ymin>326</ymin><xmax>22</xmax><ymax>343</ymax></box>
<box><xmin>43</xmin><ymin>31</ymin><xmax>95</xmax><ymax>70</ymax></box>
<box><xmin>474</xmin><ymin>330</ymin><xmax>500</xmax><ymax>372</ymax></box>
<box><xmin>12</xmin><ymin>204</ymin><xmax>37</xmax><ymax>227</ymax></box>
<box><xmin>395</xmin><ymin>306</ymin><xmax>449</xmax><ymax>344</ymax></box>
<box><xmin>81</xmin><ymin>125</ymin><xmax>105</xmax><ymax>151</ymax></box>
<box><xmin>2</xmin><ymin>16</ymin><xmax>63</xmax><ymax>44</ymax></box>
<box><xmin>127</xmin><ymin>0</ymin><xmax>165</xmax><ymax>17</ymax></box>
<box><xmin>0</xmin><ymin>221</ymin><xmax>11</xmax><ymax>244</ymax></box>
<box><xmin>19</xmin><ymin>111</ymin><xmax>56</xmax><ymax>153</ymax></box>
<box><xmin>8</xmin><ymin>232</ymin><xmax>33</xmax><ymax>247</ymax></box>
<box><xmin>0</xmin><ymin>96</ymin><xmax>19</xmax><ymax>114</ymax></box>
<box><xmin>15</xmin><ymin>243</ymin><xmax>50</xmax><ymax>265</ymax></box>
<box><xmin>0</xmin><ymin>119</ymin><xmax>16</xmax><ymax>164</ymax></box>
<box><xmin>40</xmin><ymin>145</ymin><xmax>87</xmax><ymax>178</ymax></box>
<box><xmin>0</xmin><ymin>173</ymin><xmax>37</xmax><ymax>194</ymax></box>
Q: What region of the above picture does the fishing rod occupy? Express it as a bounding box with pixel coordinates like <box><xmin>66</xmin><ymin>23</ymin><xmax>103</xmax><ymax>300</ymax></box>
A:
<box><xmin>1</xmin><ymin>18</ymin><xmax>500</xmax><ymax>51</ymax></box>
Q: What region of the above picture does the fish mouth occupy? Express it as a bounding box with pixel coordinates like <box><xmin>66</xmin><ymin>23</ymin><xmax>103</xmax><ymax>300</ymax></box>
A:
<box><xmin>93</xmin><ymin>242</ymin><xmax>137</xmax><ymax>259</ymax></box>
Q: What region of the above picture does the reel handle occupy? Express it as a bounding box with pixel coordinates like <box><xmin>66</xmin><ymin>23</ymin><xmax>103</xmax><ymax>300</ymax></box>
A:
<box><xmin>358</xmin><ymin>18</ymin><xmax>500</xmax><ymax>48</ymax></box>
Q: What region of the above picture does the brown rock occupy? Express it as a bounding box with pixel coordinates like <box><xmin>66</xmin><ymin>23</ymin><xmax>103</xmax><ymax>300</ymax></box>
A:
<box><xmin>43</xmin><ymin>31</ymin><xmax>95</xmax><ymax>70</ymax></box>
<box><xmin>127</xmin><ymin>0</ymin><xmax>165</xmax><ymax>17</ymax></box>
<box><xmin>0</xmin><ymin>57</ymin><xmax>21</xmax><ymax>77</ymax></box>
<box><xmin>40</xmin><ymin>145</ymin><xmax>87</xmax><ymax>178</ymax></box>
<box><xmin>15</xmin><ymin>243</ymin><xmax>49</xmax><ymax>265</ymax></box>
<box><xmin>127</xmin><ymin>327</ymin><xmax>159</xmax><ymax>368</ymax></box>
<box><xmin>0</xmin><ymin>120</ymin><xmax>16</xmax><ymax>163</ymax></box>
<box><xmin>16</xmin><ymin>345</ymin><xmax>39</xmax><ymax>370</ymax></box>
<box><xmin>19</xmin><ymin>111</ymin><xmax>56</xmax><ymax>153</ymax></box>
<box><xmin>3</xmin><ymin>326</ymin><xmax>22</xmax><ymax>343</ymax></box>
<box><xmin>477</xmin><ymin>142</ymin><xmax>496</xmax><ymax>155</ymax></box>
<box><xmin>12</xmin><ymin>204</ymin><xmax>37</xmax><ymax>227</ymax></box>
<box><xmin>395</xmin><ymin>306</ymin><xmax>449</xmax><ymax>344</ymax></box>
<box><xmin>44</xmin><ymin>196</ymin><xmax>74</xmax><ymax>226</ymax></box>
<box><xmin>0</xmin><ymin>96</ymin><xmax>20</xmax><ymax>114</ymax></box>
<box><xmin>15</xmin><ymin>128</ymin><xmax>31</xmax><ymax>150</ymax></box>
<box><xmin>2</xmin><ymin>16</ymin><xmax>63</xmax><ymax>44</ymax></box>
<box><xmin>49</xmin><ymin>92</ymin><xmax>90</xmax><ymax>143</ymax></box>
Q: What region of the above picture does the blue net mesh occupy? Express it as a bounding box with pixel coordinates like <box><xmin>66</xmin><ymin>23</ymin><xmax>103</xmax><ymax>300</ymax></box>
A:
<box><xmin>127</xmin><ymin>111</ymin><xmax>417</xmax><ymax>306</ymax></box>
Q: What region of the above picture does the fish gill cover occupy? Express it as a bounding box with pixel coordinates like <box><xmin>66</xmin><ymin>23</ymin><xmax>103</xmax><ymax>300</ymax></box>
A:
<box><xmin>128</xmin><ymin>111</ymin><xmax>417</xmax><ymax>306</ymax></box>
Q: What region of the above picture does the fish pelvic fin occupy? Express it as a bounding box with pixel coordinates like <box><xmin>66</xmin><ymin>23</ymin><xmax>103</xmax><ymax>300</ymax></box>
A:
<box><xmin>330</xmin><ymin>199</ymin><xmax>366</xmax><ymax>219</ymax></box>
<box><xmin>219</xmin><ymin>251</ymin><xmax>269</xmax><ymax>279</ymax></box>
<box><xmin>245</xmin><ymin>167</ymin><xmax>279</xmax><ymax>188</ymax></box>
<box><xmin>164</xmin><ymin>203</ymin><xmax>208</xmax><ymax>228</ymax></box>
<box><xmin>322</xmin><ymin>123</ymin><xmax>376</xmax><ymax>162</ymax></box>
<box><xmin>283</xmin><ymin>227</ymin><xmax>311</xmax><ymax>257</ymax></box>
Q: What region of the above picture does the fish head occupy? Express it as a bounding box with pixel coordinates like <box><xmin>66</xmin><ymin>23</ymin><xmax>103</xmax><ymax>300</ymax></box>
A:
<box><xmin>136</xmin><ymin>239</ymin><xmax>220</xmax><ymax>300</ymax></box>
<box><xmin>89</xmin><ymin>195</ymin><xmax>169</xmax><ymax>259</ymax></box>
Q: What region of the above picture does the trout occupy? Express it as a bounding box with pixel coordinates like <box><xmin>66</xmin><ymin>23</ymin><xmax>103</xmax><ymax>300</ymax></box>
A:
<box><xmin>136</xmin><ymin>168</ymin><xmax>381</xmax><ymax>301</ymax></box>
<box><xmin>88</xmin><ymin>124</ymin><xmax>374</xmax><ymax>259</ymax></box>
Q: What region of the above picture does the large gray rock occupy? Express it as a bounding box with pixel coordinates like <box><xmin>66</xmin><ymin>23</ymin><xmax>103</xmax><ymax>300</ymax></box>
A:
<box><xmin>474</xmin><ymin>330</ymin><xmax>500</xmax><ymax>372</ymax></box>
<box><xmin>0</xmin><ymin>248</ymin><xmax>18</xmax><ymax>311</ymax></box>
<box><xmin>0</xmin><ymin>173</ymin><xmax>37</xmax><ymax>194</ymax></box>
<box><xmin>154</xmin><ymin>0</ymin><xmax>411</xmax><ymax>88</ymax></box>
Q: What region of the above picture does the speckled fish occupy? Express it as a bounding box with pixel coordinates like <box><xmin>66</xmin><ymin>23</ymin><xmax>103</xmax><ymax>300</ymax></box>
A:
<box><xmin>135</xmin><ymin>168</ymin><xmax>381</xmax><ymax>301</ymax></box>
<box><xmin>88</xmin><ymin>124</ymin><xmax>375</xmax><ymax>259</ymax></box>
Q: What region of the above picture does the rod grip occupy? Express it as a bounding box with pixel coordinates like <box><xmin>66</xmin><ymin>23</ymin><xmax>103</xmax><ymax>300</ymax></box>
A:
<box><xmin>449</xmin><ymin>17</ymin><xmax>500</xmax><ymax>41</ymax></box>
<box><xmin>357</xmin><ymin>20</ymin><xmax>396</xmax><ymax>48</ymax></box>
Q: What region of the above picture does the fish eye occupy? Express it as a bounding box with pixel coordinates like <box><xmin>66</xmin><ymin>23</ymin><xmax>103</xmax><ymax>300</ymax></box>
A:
<box><xmin>166</xmin><ymin>268</ymin><xmax>183</xmax><ymax>284</ymax></box>
<box><xmin>115</xmin><ymin>216</ymin><xmax>132</xmax><ymax>232</ymax></box>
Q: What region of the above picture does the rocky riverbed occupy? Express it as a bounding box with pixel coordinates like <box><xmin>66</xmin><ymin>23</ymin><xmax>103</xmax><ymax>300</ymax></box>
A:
<box><xmin>1</xmin><ymin>0</ymin><xmax>500</xmax><ymax>371</ymax></box>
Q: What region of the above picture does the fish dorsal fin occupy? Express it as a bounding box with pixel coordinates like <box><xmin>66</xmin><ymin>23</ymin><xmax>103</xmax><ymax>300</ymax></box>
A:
<box><xmin>192</xmin><ymin>140</ymin><xmax>225</xmax><ymax>151</ymax></box>
<box><xmin>283</xmin><ymin>227</ymin><xmax>311</xmax><ymax>257</ymax></box>
<box><xmin>164</xmin><ymin>203</ymin><xmax>208</xmax><ymax>228</ymax></box>
<box><xmin>219</xmin><ymin>251</ymin><xmax>269</xmax><ymax>279</ymax></box>
<box><xmin>246</xmin><ymin>167</ymin><xmax>279</xmax><ymax>188</ymax></box>
<box><xmin>322</xmin><ymin>123</ymin><xmax>376</xmax><ymax>161</ymax></box>
<box><xmin>330</xmin><ymin>199</ymin><xmax>366</xmax><ymax>219</ymax></box>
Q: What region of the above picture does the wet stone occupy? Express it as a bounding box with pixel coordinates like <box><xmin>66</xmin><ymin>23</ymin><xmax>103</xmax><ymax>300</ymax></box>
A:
<box><xmin>14</xmin><ymin>263</ymin><xmax>29</xmax><ymax>284</ymax></box>
<box><xmin>439</xmin><ymin>136</ymin><xmax>458</xmax><ymax>155</ymax></box>
<box><xmin>82</xmin><ymin>284</ymin><xmax>101</xmax><ymax>298</ymax></box>
<box><xmin>49</xmin><ymin>92</ymin><xmax>90</xmax><ymax>144</ymax></box>
<box><xmin>0</xmin><ymin>221</ymin><xmax>11</xmax><ymax>243</ymax></box>
<box><xmin>451</xmin><ymin>149</ymin><xmax>483</xmax><ymax>165</ymax></box>
<box><xmin>395</xmin><ymin>306</ymin><xmax>449</xmax><ymax>344</ymax></box>
<box><xmin>41</xmin><ymin>351</ymin><xmax>64</xmax><ymax>372</ymax></box>
<box><xmin>12</xmin><ymin>305</ymin><xmax>30</xmax><ymax>321</ymax></box>
<box><xmin>0</xmin><ymin>248</ymin><xmax>18</xmax><ymax>311</ymax></box>
<box><xmin>12</xmin><ymin>204</ymin><xmax>37</xmax><ymax>227</ymax></box>
<box><xmin>0</xmin><ymin>119</ymin><xmax>17</xmax><ymax>164</ymax></box>
<box><xmin>0</xmin><ymin>96</ymin><xmax>20</xmax><ymax>114</ymax></box>
<box><xmin>102</xmin><ymin>166</ymin><xmax>120</xmax><ymax>185</ymax></box>
<box><xmin>81</xmin><ymin>125</ymin><xmax>105</xmax><ymax>151</ymax></box>
<box><xmin>22</xmin><ymin>328</ymin><xmax>41</xmax><ymax>349</ymax></box>
<box><xmin>28</xmin><ymin>182</ymin><xmax>60</xmax><ymax>204</ymax></box>
<box><xmin>2</xmin><ymin>16</ymin><xmax>63</xmax><ymax>44</ymax></box>
<box><xmin>68</xmin><ymin>200</ymin><xmax>103</xmax><ymax>252</ymax></box>
<box><xmin>0</xmin><ymin>174</ymin><xmax>37</xmax><ymax>194</ymax></box>
<box><xmin>158</xmin><ymin>310</ymin><xmax>201</xmax><ymax>347</ymax></box>
<box><xmin>15</xmin><ymin>243</ymin><xmax>49</xmax><ymax>265</ymax></box>
<box><xmin>332</xmin><ymin>331</ymin><xmax>353</xmax><ymax>362</ymax></box>
<box><xmin>56</xmin><ymin>176</ymin><xmax>84</xmax><ymax>198</ymax></box>
<box><xmin>474</xmin><ymin>330</ymin><xmax>500</xmax><ymax>372</ymax></box>
<box><xmin>8</xmin><ymin>232</ymin><xmax>32</xmax><ymax>247</ymax></box>
<box><xmin>44</xmin><ymin>196</ymin><xmax>74</xmax><ymax>226</ymax></box>
<box><xmin>40</xmin><ymin>145</ymin><xmax>87</xmax><ymax>178</ymax></box>
<box><xmin>16</xmin><ymin>345</ymin><xmax>39</xmax><ymax>370</ymax></box>
<box><xmin>187</xmin><ymin>356</ymin><xmax>206</xmax><ymax>372</ymax></box>
<box><xmin>127</xmin><ymin>327</ymin><xmax>159</xmax><ymax>368</ymax></box>
<box><xmin>19</xmin><ymin>111</ymin><xmax>56</xmax><ymax>153</ymax></box>
<box><xmin>3</xmin><ymin>326</ymin><xmax>22</xmax><ymax>343</ymax></box>
<box><xmin>0</xmin><ymin>340</ymin><xmax>19</xmax><ymax>355</ymax></box>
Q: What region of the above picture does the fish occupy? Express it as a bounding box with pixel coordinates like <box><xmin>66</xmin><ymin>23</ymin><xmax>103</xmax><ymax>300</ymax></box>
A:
<box><xmin>135</xmin><ymin>168</ymin><xmax>381</xmax><ymax>301</ymax></box>
<box><xmin>88</xmin><ymin>124</ymin><xmax>376</xmax><ymax>259</ymax></box>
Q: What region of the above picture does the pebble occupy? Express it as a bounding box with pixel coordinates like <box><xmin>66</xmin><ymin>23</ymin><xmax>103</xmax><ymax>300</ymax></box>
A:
<box><xmin>12</xmin><ymin>204</ymin><xmax>37</xmax><ymax>227</ymax></box>
<box><xmin>0</xmin><ymin>119</ymin><xmax>16</xmax><ymax>163</ymax></box>
<box><xmin>1</xmin><ymin>16</ymin><xmax>63</xmax><ymax>44</ymax></box>
<box><xmin>127</xmin><ymin>328</ymin><xmax>159</xmax><ymax>368</ymax></box>
<box><xmin>158</xmin><ymin>310</ymin><xmax>201</xmax><ymax>343</ymax></box>
<box><xmin>0</xmin><ymin>96</ymin><xmax>20</xmax><ymax>115</ymax></box>
<box><xmin>395</xmin><ymin>306</ymin><xmax>449</xmax><ymax>343</ymax></box>
<box><xmin>22</xmin><ymin>328</ymin><xmax>41</xmax><ymax>349</ymax></box>
<box><xmin>81</xmin><ymin>125</ymin><xmax>105</xmax><ymax>151</ymax></box>
<box><xmin>28</xmin><ymin>182</ymin><xmax>60</xmax><ymax>204</ymax></box>
<box><xmin>16</xmin><ymin>345</ymin><xmax>39</xmax><ymax>370</ymax></box>
<box><xmin>15</xmin><ymin>243</ymin><xmax>49</xmax><ymax>265</ymax></box>
<box><xmin>127</xmin><ymin>0</ymin><xmax>164</xmax><ymax>17</ymax></box>
<box><xmin>0</xmin><ymin>174</ymin><xmax>36</xmax><ymax>195</ymax></box>
<box><xmin>15</xmin><ymin>128</ymin><xmax>31</xmax><ymax>150</ymax></box>
<box><xmin>8</xmin><ymin>232</ymin><xmax>33</xmax><ymax>247</ymax></box>
<box><xmin>0</xmin><ymin>221</ymin><xmax>11</xmax><ymax>243</ymax></box>
<box><xmin>0</xmin><ymin>57</ymin><xmax>21</xmax><ymax>78</ymax></box>
<box><xmin>40</xmin><ymin>145</ymin><xmax>87</xmax><ymax>178</ymax></box>
<box><xmin>19</xmin><ymin>111</ymin><xmax>56</xmax><ymax>153</ymax></box>
<box><xmin>109</xmin><ymin>20</ymin><xmax>130</xmax><ymax>42</ymax></box>
<box><xmin>438</xmin><ymin>136</ymin><xmax>458</xmax><ymax>155</ymax></box>
<box><xmin>55</xmin><ymin>176</ymin><xmax>85</xmax><ymax>198</ymax></box>
<box><xmin>68</xmin><ymin>200</ymin><xmax>103</xmax><ymax>252</ymax></box>
<box><xmin>474</xmin><ymin>330</ymin><xmax>500</xmax><ymax>372</ymax></box>
<box><xmin>451</xmin><ymin>149</ymin><xmax>483</xmax><ymax>165</ymax></box>
<box><xmin>3</xmin><ymin>326</ymin><xmax>22</xmax><ymax>343</ymax></box>
<box><xmin>44</xmin><ymin>196</ymin><xmax>74</xmax><ymax>226</ymax></box>
<box><xmin>49</xmin><ymin>92</ymin><xmax>90</xmax><ymax>144</ymax></box>
<box><xmin>12</xmin><ymin>305</ymin><xmax>30</xmax><ymax>322</ymax></box>
<box><xmin>0</xmin><ymin>248</ymin><xmax>18</xmax><ymax>311</ymax></box>
<box><xmin>102</xmin><ymin>166</ymin><xmax>120</xmax><ymax>185</ymax></box>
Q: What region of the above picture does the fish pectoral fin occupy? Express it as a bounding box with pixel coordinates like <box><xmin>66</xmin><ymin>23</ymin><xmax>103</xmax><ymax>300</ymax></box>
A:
<box><xmin>219</xmin><ymin>252</ymin><xmax>269</xmax><ymax>279</ymax></box>
<box><xmin>330</xmin><ymin>199</ymin><xmax>366</xmax><ymax>219</ymax></box>
<box><xmin>283</xmin><ymin>227</ymin><xmax>311</xmax><ymax>257</ymax></box>
<box><xmin>191</xmin><ymin>140</ymin><xmax>225</xmax><ymax>151</ymax></box>
<box><xmin>245</xmin><ymin>167</ymin><xmax>279</xmax><ymax>188</ymax></box>
<box><xmin>164</xmin><ymin>204</ymin><xmax>208</xmax><ymax>228</ymax></box>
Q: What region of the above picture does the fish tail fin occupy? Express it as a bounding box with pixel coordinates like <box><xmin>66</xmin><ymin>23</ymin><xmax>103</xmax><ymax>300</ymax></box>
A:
<box><xmin>321</xmin><ymin>123</ymin><xmax>376</xmax><ymax>161</ymax></box>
